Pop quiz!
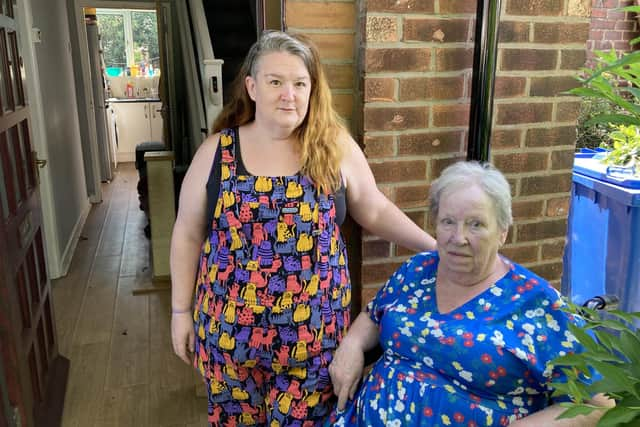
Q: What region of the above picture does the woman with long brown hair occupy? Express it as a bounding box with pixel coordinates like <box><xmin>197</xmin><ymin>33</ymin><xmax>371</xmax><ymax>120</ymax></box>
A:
<box><xmin>170</xmin><ymin>31</ymin><xmax>436</xmax><ymax>426</ymax></box>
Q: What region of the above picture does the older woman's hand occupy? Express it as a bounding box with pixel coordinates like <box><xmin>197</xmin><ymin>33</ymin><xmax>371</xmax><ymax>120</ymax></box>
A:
<box><xmin>329</xmin><ymin>339</ymin><xmax>365</xmax><ymax>411</ymax></box>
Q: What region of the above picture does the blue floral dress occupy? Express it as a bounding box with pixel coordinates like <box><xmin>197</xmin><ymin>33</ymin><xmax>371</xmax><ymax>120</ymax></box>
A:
<box><xmin>328</xmin><ymin>252</ymin><xmax>587</xmax><ymax>427</ymax></box>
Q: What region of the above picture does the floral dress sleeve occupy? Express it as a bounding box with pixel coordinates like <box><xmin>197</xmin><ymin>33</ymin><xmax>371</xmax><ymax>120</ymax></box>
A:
<box><xmin>366</xmin><ymin>253</ymin><xmax>436</xmax><ymax>326</ymax></box>
<box><xmin>512</xmin><ymin>275</ymin><xmax>595</xmax><ymax>404</ymax></box>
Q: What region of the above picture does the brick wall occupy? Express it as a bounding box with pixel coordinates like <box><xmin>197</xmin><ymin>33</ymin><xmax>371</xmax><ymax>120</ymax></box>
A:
<box><xmin>587</xmin><ymin>0</ymin><xmax>638</xmax><ymax>58</ymax></box>
<box><xmin>287</xmin><ymin>1</ymin><xmax>593</xmax><ymax>309</ymax></box>
<box><xmin>357</xmin><ymin>0</ymin><xmax>592</xmax><ymax>302</ymax></box>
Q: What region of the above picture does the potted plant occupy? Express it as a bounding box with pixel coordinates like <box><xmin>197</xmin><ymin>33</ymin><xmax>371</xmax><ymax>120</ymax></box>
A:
<box><xmin>567</xmin><ymin>4</ymin><xmax>640</xmax><ymax>171</ymax></box>
<box><xmin>550</xmin><ymin>304</ymin><xmax>640</xmax><ymax>427</ymax></box>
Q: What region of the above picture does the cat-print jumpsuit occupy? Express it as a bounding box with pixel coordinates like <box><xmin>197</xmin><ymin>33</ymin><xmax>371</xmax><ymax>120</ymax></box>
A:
<box><xmin>192</xmin><ymin>128</ymin><xmax>351</xmax><ymax>427</ymax></box>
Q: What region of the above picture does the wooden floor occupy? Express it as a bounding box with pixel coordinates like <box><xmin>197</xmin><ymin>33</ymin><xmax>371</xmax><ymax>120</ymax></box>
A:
<box><xmin>52</xmin><ymin>163</ymin><xmax>208</xmax><ymax>427</ymax></box>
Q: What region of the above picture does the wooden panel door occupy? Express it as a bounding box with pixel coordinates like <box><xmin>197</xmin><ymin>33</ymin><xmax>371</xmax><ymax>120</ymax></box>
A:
<box><xmin>0</xmin><ymin>1</ymin><xmax>68</xmax><ymax>426</ymax></box>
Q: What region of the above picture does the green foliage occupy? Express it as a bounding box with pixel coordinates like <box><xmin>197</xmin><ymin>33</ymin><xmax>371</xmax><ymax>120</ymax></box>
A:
<box><xmin>131</xmin><ymin>11</ymin><xmax>159</xmax><ymax>65</ymax></box>
<box><xmin>97</xmin><ymin>10</ymin><xmax>158</xmax><ymax>69</ymax></box>
<box><xmin>97</xmin><ymin>13</ymin><xmax>125</xmax><ymax>68</ymax></box>
<box><xmin>566</xmin><ymin>48</ymin><xmax>640</xmax><ymax>128</ymax></box>
<box><xmin>599</xmin><ymin>125</ymin><xmax>640</xmax><ymax>176</ymax></box>
<box><xmin>575</xmin><ymin>98</ymin><xmax>620</xmax><ymax>150</ymax></box>
<box><xmin>550</xmin><ymin>303</ymin><xmax>640</xmax><ymax>427</ymax></box>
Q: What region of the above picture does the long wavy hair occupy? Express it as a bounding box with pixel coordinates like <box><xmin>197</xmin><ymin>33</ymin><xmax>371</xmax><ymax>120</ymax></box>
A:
<box><xmin>212</xmin><ymin>31</ymin><xmax>345</xmax><ymax>194</ymax></box>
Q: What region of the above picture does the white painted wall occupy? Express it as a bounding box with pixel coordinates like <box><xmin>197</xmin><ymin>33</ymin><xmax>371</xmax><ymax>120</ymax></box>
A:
<box><xmin>29</xmin><ymin>0</ymin><xmax>91</xmax><ymax>277</ymax></box>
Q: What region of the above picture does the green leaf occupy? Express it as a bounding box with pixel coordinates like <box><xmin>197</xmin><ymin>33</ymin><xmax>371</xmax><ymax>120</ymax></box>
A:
<box><xmin>586</xmin><ymin>114</ymin><xmax>640</xmax><ymax>127</ymax></box>
<box><xmin>619</xmin><ymin>330</ymin><xmax>640</xmax><ymax>366</ymax></box>
<box><xmin>590</xmin><ymin>360</ymin><xmax>639</xmax><ymax>397</ymax></box>
<box><xmin>597</xmin><ymin>406</ymin><xmax>640</xmax><ymax>427</ymax></box>
<box><xmin>568</xmin><ymin>322</ymin><xmax>599</xmax><ymax>351</ymax></box>
<box><xmin>556</xmin><ymin>404</ymin><xmax>598</xmax><ymax>420</ymax></box>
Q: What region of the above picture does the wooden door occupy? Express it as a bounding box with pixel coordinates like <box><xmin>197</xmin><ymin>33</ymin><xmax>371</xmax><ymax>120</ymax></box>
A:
<box><xmin>0</xmin><ymin>1</ymin><xmax>68</xmax><ymax>426</ymax></box>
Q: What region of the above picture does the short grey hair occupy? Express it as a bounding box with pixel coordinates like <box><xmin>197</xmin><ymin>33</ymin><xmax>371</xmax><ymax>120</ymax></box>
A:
<box><xmin>428</xmin><ymin>161</ymin><xmax>513</xmax><ymax>231</ymax></box>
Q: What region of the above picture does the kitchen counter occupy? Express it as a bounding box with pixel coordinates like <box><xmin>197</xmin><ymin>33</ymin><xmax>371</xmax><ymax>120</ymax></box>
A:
<box><xmin>107</xmin><ymin>97</ymin><xmax>161</xmax><ymax>103</ymax></box>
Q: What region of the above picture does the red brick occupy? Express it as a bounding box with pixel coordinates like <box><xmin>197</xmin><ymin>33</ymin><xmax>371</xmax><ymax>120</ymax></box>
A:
<box><xmin>362</xmin><ymin>261</ymin><xmax>404</xmax><ymax>285</ymax></box>
<box><xmin>493</xmin><ymin>152</ymin><xmax>548</xmax><ymax>173</ymax></box>
<box><xmin>430</xmin><ymin>156</ymin><xmax>464</xmax><ymax>180</ymax></box>
<box><xmin>546</xmin><ymin>196</ymin><xmax>570</xmax><ymax>217</ymax></box>
<box><xmin>364</xmin><ymin>106</ymin><xmax>429</xmax><ymax>131</ymax></box>
<box><xmin>432</xmin><ymin>104</ymin><xmax>470</xmax><ymax>127</ymax></box>
<box><xmin>520</xmin><ymin>174</ymin><xmax>572</xmax><ymax>196</ymax></box>
<box><xmin>560</xmin><ymin>50</ymin><xmax>587</xmax><ymax>70</ymax></box>
<box><xmin>499</xmin><ymin>21</ymin><xmax>530</xmax><ymax>43</ymax></box>
<box><xmin>367</xmin><ymin>0</ymin><xmax>435</xmax><ymax>13</ymax></box>
<box><xmin>370</xmin><ymin>160</ymin><xmax>427</xmax><ymax>183</ymax></box>
<box><xmin>435</xmin><ymin>48</ymin><xmax>474</xmax><ymax>71</ymax></box>
<box><xmin>365</xmin><ymin>48</ymin><xmax>431</xmax><ymax>73</ymax></box>
<box><xmin>501</xmin><ymin>244</ymin><xmax>539</xmax><ymax>264</ymax></box>
<box><xmin>495</xmin><ymin>76</ymin><xmax>527</xmax><ymax>98</ymax></box>
<box><xmin>551</xmin><ymin>149</ymin><xmax>575</xmax><ymax>170</ymax></box>
<box><xmin>287</xmin><ymin>2</ymin><xmax>355</xmax><ymax>29</ymax></box>
<box><xmin>406</xmin><ymin>210</ymin><xmax>427</xmax><ymax>230</ymax></box>
<box><xmin>541</xmin><ymin>239</ymin><xmax>565</xmax><ymax>260</ymax></box>
<box><xmin>363</xmin><ymin>240</ymin><xmax>391</xmax><ymax>258</ymax></box>
<box><xmin>439</xmin><ymin>0</ymin><xmax>476</xmax><ymax>14</ymax></box>
<box><xmin>557</xmin><ymin>102</ymin><xmax>581</xmax><ymax>123</ymax></box>
<box><xmin>534</xmin><ymin>23</ymin><xmax>591</xmax><ymax>44</ymax></box>
<box><xmin>403</xmin><ymin>18</ymin><xmax>470</xmax><ymax>43</ymax></box>
<box><xmin>398</xmin><ymin>76</ymin><xmax>464</xmax><ymax>101</ymax></box>
<box><xmin>530</xmin><ymin>76</ymin><xmax>579</xmax><ymax>97</ymax></box>
<box><xmin>496</xmin><ymin>103</ymin><xmax>553</xmax><ymax>125</ymax></box>
<box><xmin>506</xmin><ymin>0</ymin><xmax>563</xmax><ymax>16</ymax></box>
<box><xmin>527</xmin><ymin>262</ymin><xmax>564</xmax><ymax>282</ymax></box>
<box><xmin>526</xmin><ymin>126</ymin><xmax>576</xmax><ymax>148</ymax></box>
<box><xmin>360</xmin><ymin>286</ymin><xmax>382</xmax><ymax>306</ymax></box>
<box><xmin>324</xmin><ymin>64</ymin><xmax>354</xmax><ymax>90</ymax></box>
<box><xmin>365</xmin><ymin>78</ymin><xmax>396</xmax><ymax>102</ymax></box>
<box><xmin>604</xmin><ymin>30</ymin><xmax>623</xmax><ymax>41</ymax></box>
<box><xmin>491</xmin><ymin>129</ymin><xmax>523</xmax><ymax>149</ymax></box>
<box><xmin>395</xmin><ymin>184</ymin><xmax>430</xmax><ymax>209</ymax></box>
<box><xmin>398</xmin><ymin>131</ymin><xmax>463</xmax><ymax>156</ymax></box>
<box><xmin>500</xmin><ymin>49</ymin><xmax>557</xmax><ymax>71</ymax></box>
<box><xmin>304</xmin><ymin>33</ymin><xmax>354</xmax><ymax>59</ymax></box>
<box><xmin>517</xmin><ymin>219</ymin><xmax>568</xmax><ymax>241</ymax></box>
<box><xmin>364</xmin><ymin>135</ymin><xmax>395</xmax><ymax>158</ymax></box>
<box><xmin>512</xmin><ymin>199</ymin><xmax>543</xmax><ymax>219</ymax></box>
<box><xmin>366</xmin><ymin>16</ymin><xmax>399</xmax><ymax>42</ymax></box>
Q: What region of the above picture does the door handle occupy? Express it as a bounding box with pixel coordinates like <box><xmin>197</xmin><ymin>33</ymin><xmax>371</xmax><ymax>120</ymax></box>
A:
<box><xmin>32</xmin><ymin>152</ymin><xmax>47</xmax><ymax>184</ymax></box>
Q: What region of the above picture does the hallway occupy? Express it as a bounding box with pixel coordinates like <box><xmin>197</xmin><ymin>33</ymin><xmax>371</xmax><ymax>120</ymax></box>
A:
<box><xmin>51</xmin><ymin>163</ymin><xmax>207</xmax><ymax>426</ymax></box>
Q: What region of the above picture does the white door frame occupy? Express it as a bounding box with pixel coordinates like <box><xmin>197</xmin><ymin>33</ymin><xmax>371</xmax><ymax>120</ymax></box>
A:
<box><xmin>16</xmin><ymin>0</ymin><xmax>65</xmax><ymax>278</ymax></box>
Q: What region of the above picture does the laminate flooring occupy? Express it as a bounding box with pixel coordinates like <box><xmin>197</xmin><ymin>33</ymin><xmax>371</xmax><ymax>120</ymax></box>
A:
<box><xmin>52</xmin><ymin>163</ymin><xmax>208</xmax><ymax>427</ymax></box>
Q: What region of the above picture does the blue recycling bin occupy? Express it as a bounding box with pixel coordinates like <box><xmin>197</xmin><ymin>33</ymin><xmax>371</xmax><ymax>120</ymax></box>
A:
<box><xmin>561</xmin><ymin>150</ymin><xmax>640</xmax><ymax>314</ymax></box>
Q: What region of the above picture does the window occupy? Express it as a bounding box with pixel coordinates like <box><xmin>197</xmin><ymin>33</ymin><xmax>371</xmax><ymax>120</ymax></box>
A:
<box><xmin>96</xmin><ymin>9</ymin><xmax>159</xmax><ymax>77</ymax></box>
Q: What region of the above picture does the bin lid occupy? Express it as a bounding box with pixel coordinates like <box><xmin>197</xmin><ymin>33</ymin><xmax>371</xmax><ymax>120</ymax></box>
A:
<box><xmin>573</xmin><ymin>171</ymin><xmax>640</xmax><ymax>206</ymax></box>
<box><xmin>573</xmin><ymin>151</ymin><xmax>640</xmax><ymax>189</ymax></box>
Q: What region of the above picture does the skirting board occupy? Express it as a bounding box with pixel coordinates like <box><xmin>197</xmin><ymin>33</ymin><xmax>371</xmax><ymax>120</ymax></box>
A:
<box><xmin>56</xmin><ymin>200</ymin><xmax>91</xmax><ymax>278</ymax></box>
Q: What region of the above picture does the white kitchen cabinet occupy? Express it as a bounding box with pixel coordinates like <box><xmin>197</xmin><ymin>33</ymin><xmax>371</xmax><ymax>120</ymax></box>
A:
<box><xmin>109</xmin><ymin>100</ymin><xmax>164</xmax><ymax>162</ymax></box>
<box><xmin>148</xmin><ymin>101</ymin><xmax>163</xmax><ymax>142</ymax></box>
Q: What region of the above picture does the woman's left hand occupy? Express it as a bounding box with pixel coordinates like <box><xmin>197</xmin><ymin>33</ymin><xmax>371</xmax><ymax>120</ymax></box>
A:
<box><xmin>329</xmin><ymin>339</ymin><xmax>365</xmax><ymax>411</ymax></box>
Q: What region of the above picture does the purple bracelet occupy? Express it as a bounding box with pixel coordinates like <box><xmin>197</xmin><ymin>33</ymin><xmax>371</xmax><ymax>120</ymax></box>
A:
<box><xmin>171</xmin><ymin>308</ymin><xmax>191</xmax><ymax>314</ymax></box>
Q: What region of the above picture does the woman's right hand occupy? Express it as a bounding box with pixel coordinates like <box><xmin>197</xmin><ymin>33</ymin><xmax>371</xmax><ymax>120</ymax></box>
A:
<box><xmin>329</xmin><ymin>339</ymin><xmax>365</xmax><ymax>411</ymax></box>
<box><xmin>171</xmin><ymin>312</ymin><xmax>195</xmax><ymax>364</ymax></box>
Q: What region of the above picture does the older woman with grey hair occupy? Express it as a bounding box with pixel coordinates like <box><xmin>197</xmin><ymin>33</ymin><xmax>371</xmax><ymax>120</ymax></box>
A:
<box><xmin>328</xmin><ymin>161</ymin><xmax>611</xmax><ymax>426</ymax></box>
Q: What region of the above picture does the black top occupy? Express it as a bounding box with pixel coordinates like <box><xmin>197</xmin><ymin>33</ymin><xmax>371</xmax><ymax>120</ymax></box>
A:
<box><xmin>205</xmin><ymin>133</ymin><xmax>347</xmax><ymax>228</ymax></box>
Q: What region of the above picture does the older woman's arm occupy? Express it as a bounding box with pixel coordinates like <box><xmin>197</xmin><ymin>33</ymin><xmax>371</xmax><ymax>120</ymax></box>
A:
<box><xmin>329</xmin><ymin>312</ymin><xmax>380</xmax><ymax>411</ymax></box>
<box><xmin>509</xmin><ymin>394</ymin><xmax>614</xmax><ymax>426</ymax></box>
<box><xmin>340</xmin><ymin>132</ymin><xmax>437</xmax><ymax>252</ymax></box>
